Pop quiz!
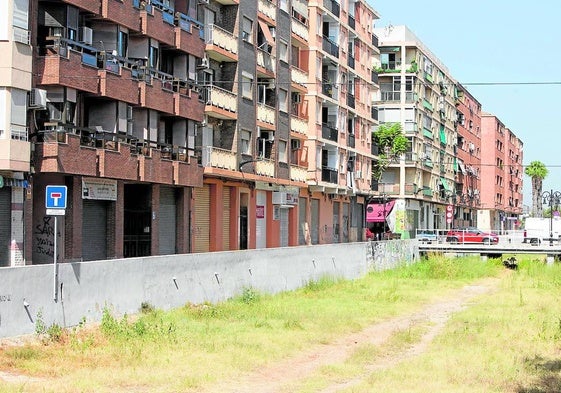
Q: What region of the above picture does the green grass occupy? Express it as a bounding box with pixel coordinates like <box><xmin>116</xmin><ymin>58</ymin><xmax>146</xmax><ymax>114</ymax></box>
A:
<box><xmin>3</xmin><ymin>254</ymin><xmax>560</xmax><ymax>392</ymax></box>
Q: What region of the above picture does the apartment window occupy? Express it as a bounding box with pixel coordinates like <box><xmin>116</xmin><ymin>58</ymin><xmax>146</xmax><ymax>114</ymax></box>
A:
<box><xmin>241</xmin><ymin>129</ymin><xmax>252</xmax><ymax>154</ymax></box>
<box><xmin>242</xmin><ymin>17</ymin><xmax>253</xmax><ymax>43</ymax></box>
<box><xmin>279</xmin><ymin>0</ymin><xmax>288</xmax><ymax>13</ymax></box>
<box><xmin>241</xmin><ymin>72</ymin><xmax>254</xmax><ymax>100</ymax></box>
<box><xmin>149</xmin><ymin>43</ymin><xmax>159</xmax><ymax>69</ymax></box>
<box><xmin>278</xmin><ymin>140</ymin><xmax>287</xmax><ymax>162</ymax></box>
<box><xmin>278</xmin><ymin>88</ymin><xmax>288</xmax><ymax>112</ymax></box>
<box><xmin>280</xmin><ymin>40</ymin><xmax>289</xmax><ymax>63</ymax></box>
<box><xmin>118</xmin><ymin>29</ymin><xmax>128</xmax><ymax>57</ymax></box>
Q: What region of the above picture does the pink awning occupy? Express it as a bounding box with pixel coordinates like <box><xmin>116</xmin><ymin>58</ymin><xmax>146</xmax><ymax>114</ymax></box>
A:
<box><xmin>366</xmin><ymin>200</ymin><xmax>395</xmax><ymax>223</ymax></box>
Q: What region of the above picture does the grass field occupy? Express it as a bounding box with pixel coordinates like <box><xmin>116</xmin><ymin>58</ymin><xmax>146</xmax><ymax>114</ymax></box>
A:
<box><xmin>1</xmin><ymin>254</ymin><xmax>560</xmax><ymax>392</ymax></box>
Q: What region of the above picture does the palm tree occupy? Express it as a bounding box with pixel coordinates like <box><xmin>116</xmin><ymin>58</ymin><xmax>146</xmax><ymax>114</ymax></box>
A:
<box><xmin>524</xmin><ymin>161</ymin><xmax>548</xmax><ymax>216</ymax></box>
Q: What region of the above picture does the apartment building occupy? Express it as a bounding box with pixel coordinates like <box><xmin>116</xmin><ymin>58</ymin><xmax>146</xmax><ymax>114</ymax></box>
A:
<box><xmin>454</xmin><ymin>84</ymin><xmax>482</xmax><ymax>228</ymax></box>
<box><xmin>0</xmin><ymin>0</ymin><xmax>32</xmax><ymax>267</ymax></box>
<box><xmin>30</xmin><ymin>0</ymin><xmax>206</xmax><ymax>263</ymax></box>
<box><xmin>0</xmin><ymin>0</ymin><xmax>378</xmax><ymax>265</ymax></box>
<box><xmin>480</xmin><ymin>113</ymin><xmax>523</xmax><ymax>231</ymax></box>
<box><xmin>372</xmin><ymin>25</ymin><xmax>458</xmax><ymax>237</ymax></box>
<box><xmin>304</xmin><ymin>0</ymin><xmax>380</xmax><ymax>243</ymax></box>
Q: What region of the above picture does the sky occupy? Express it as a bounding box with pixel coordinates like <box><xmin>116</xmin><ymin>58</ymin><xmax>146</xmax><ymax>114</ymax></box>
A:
<box><xmin>371</xmin><ymin>0</ymin><xmax>561</xmax><ymax>206</ymax></box>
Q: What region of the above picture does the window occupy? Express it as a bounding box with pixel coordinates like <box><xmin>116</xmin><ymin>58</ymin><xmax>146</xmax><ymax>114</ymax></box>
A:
<box><xmin>118</xmin><ymin>29</ymin><xmax>128</xmax><ymax>57</ymax></box>
<box><xmin>278</xmin><ymin>140</ymin><xmax>287</xmax><ymax>162</ymax></box>
<box><xmin>279</xmin><ymin>0</ymin><xmax>288</xmax><ymax>13</ymax></box>
<box><xmin>242</xmin><ymin>17</ymin><xmax>253</xmax><ymax>43</ymax></box>
<box><xmin>280</xmin><ymin>41</ymin><xmax>289</xmax><ymax>63</ymax></box>
<box><xmin>241</xmin><ymin>72</ymin><xmax>253</xmax><ymax>100</ymax></box>
<box><xmin>149</xmin><ymin>43</ymin><xmax>159</xmax><ymax>69</ymax></box>
<box><xmin>241</xmin><ymin>129</ymin><xmax>251</xmax><ymax>154</ymax></box>
<box><xmin>278</xmin><ymin>88</ymin><xmax>288</xmax><ymax>112</ymax></box>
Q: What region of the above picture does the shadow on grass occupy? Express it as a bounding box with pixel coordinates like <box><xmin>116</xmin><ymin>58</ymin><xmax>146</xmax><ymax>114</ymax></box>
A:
<box><xmin>517</xmin><ymin>356</ymin><xmax>561</xmax><ymax>393</ymax></box>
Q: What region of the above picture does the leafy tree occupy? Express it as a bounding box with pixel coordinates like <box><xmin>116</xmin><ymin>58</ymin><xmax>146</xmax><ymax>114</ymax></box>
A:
<box><xmin>372</xmin><ymin>123</ymin><xmax>409</xmax><ymax>181</ymax></box>
<box><xmin>524</xmin><ymin>161</ymin><xmax>548</xmax><ymax>217</ymax></box>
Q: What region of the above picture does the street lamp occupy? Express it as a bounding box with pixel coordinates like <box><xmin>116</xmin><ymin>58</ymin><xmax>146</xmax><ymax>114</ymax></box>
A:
<box><xmin>541</xmin><ymin>189</ymin><xmax>561</xmax><ymax>246</ymax></box>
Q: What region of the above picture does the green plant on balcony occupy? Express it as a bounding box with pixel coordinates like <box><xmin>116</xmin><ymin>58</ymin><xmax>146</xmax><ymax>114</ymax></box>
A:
<box><xmin>406</xmin><ymin>59</ymin><xmax>418</xmax><ymax>73</ymax></box>
<box><xmin>372</xmin><ymin>122</ymin><xmax>409</xmax><ymax>181</ymax></box>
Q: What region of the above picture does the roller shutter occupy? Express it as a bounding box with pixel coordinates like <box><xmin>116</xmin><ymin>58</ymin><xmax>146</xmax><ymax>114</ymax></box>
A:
<box><xmin>222</xmin><ymin>186</ymin><xmax>231</xmax><ymax>250</ymax></box>
<box><xmin>0</xmin><ymin>188</ymin><xmax>10</xmax><ymax>266</ymax></box>
<box><xmin>280</xmin><ymin>208</ymin><xmax>289</xmax><ymax>247</ymax></box>
<box><xmin>159</xmin><ymin>187</ymin><xmax>177</xmax><ymax>255</ymax></box>
<box><xmin>193</xmin><ymin>186</ymin><xmax>210</xmax><ymax>253</ymax></box>
<box><xmin>82</xmin><ymin>200</ymin><xmax>107</xmax><ymax>261</ymax></box>
<box><xmin>311</xmin><ymin>199</ymin><xmax>319</xmax><ymax>244</ymax></box>
<box><xmin>298</xmin><ymin>197</ymin><xmax>307</xmax><ymax>245</ymax></box>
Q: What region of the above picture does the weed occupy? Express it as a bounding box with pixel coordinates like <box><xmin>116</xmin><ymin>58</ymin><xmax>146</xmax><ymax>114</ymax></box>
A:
<box><xmin>240</xmin><ymin>287</ymin><xmax>261</xmax><ymax>304</ymax></box>
<box><xmin>140</xmin><ymin>301</ymin><xmax>155</xmax><ymax>314</ymax></box>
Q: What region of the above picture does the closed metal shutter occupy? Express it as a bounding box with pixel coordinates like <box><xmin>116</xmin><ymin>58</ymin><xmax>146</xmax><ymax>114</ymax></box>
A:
<box><xmin>82</xmin><ymin>200</ymin><xmax>107</xmax><ymax>261</ymax></box>
<box><xmin>159</xmin><ymin>186</ymin><xmax>177</xmax><ymax>255</ymax></box>
<box><xmin>311</xmin><ymin>198</ymin><xmax>319</xmax><ymax>244</ymax></box>
<box><xmin>342</xmin><ymin>203</ymin><xmax>349</xmax><ymax>242</ymax></box>
<box><xmin>0</xmin><ymin>188</ymin><xmax>10</xmax><ymax>266</ymax></box>
<box><xmin>280</xmin><ymin>208</ymin><xmax>289</xmax><ymax>247</ymax></box>
<box><xmin>222</xmin><ymin>186</ymin><xmax>231</xmax><ymax>250</ymax></box>
<box><xmin>298</xmin><ymin>197</ymin><xmax>307</xmax><ymax>245</ymax></box>
<box><xmin>333</xmin><ymin>202</ymin><xmax>340</xmax><ymax>243</ymax></box>
<box><xmin>193</xmin><ymin>186</ymin><xmax>210</xmax><ymax>253</ymax></box>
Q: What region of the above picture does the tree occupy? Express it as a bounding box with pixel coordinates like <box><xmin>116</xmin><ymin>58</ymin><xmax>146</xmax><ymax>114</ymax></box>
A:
<box><xmin>524</xmin><ymin>161</ymin><xmax>548</xmax><ymax>217</ymax></box>
<box><xmin>372</xmin><ymin>123</ymin><xmax>409</xmax><ymax>181</ymax></box>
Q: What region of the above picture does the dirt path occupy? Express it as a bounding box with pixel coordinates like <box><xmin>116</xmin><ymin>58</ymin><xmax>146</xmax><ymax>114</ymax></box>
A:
<box><xmin>203</xmin><ymin>277</ymin><xmax>501</xmax><ymax>393</ymax></box>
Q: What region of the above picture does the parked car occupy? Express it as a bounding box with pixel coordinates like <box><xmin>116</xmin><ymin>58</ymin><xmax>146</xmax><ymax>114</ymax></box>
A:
<box><xmin>446</xmin><ymin>227</ymin><xmax>499</xmax><ymax>245</ymax></box>
<box><xmin>416</xmin><ymin>231</ymin><xmax>439</xmax><ymax>243</ymax></box>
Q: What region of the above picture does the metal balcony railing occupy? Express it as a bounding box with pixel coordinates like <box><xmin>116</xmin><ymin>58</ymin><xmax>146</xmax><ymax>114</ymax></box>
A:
<box><xmin>322</xmin><ymin>123</ymin><xmax>338</xmax><ymax>142</ymax></box>
<box><xmin>321</xmin><ymin>167</ymin><xmax>338</xmax><ymax>183</ymax></box>
<box><xmin>323</xmin><ymin>0</ymin><xmax>340</xmax><ymax>16</ymax></box>
<box><xmin>322</xmin><ymin>36</ymin><xmax>339</xmax><ymax>58</ymax></box>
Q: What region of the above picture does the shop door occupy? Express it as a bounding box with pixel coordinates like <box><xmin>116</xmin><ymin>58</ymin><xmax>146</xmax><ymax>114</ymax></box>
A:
<box><xmin>193</xmin><ymin>186</ymin><xmax>210</xmax><ymax>253</ymax></box>
<box><xmin>159</xmin><ymin>186</ymin><xmax>177</xmax><ymax>255</ymax></box>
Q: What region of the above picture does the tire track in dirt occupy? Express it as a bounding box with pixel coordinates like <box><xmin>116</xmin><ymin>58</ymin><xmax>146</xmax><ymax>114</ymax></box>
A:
<box><xmin>204</xmin><ymin>277</ymin><xmax>500</xmax><ymax>393</ymax></box>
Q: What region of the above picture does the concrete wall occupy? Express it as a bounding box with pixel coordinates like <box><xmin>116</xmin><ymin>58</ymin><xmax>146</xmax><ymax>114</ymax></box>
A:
<box><xmin>0</xmin><ymin>240</ymin><xmax>418</xmax><ymax>338</ymax></box>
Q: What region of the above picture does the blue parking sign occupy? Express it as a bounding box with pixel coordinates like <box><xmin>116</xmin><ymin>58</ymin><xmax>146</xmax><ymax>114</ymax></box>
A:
<box><xmin>46</xmin><ymin>185</ymin><xmax>67</xmax><ymax>209</ymax></box>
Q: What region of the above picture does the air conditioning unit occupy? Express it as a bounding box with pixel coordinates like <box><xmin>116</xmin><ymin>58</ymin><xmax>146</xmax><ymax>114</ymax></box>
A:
<box><xmin>290</xmin><ymin>139</ymin><xmax>301</xmax><ymax>150</ymax></box>
<box><xmin>29</xmin><ymin>88</ymin><xmax>47</xmax><ymax>109</ymax></box>
<box><xmin>80</xmin><ymin>26</ymin><xmax>93</xmax><ymax>46</ymax></box>
<box><xmin>197</xmin><ymin>56</ymin><xmax>209</xmax><ymax>69</ymax></box>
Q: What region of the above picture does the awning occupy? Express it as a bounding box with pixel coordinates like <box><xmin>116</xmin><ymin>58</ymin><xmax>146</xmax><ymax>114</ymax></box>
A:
<box><xmin>366</xmin><ymin>200</ymin><xmax>396</xmax><ymax>223</ymax></box>
<box><xmin>440</xmin><ymin>177</ymin><xmax>451</xmax><ymax>191</ymax></box>
<box><xmin>258</xmin><ymin>19</ymin><xmax>275</xmax><ymax>47</ymax></box>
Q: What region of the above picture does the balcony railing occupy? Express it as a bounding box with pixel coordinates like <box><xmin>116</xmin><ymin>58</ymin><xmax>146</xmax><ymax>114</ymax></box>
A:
<box><xmin>322</xmin><ymin>81</ymin><xmax>338</xmax><ymax>99</ymax></box>
<box><xmin>347</xmin><ymin>133</ymin><xmax>355</xmax><ymax>148</ymax></box>
<box><xmin>323</xmin><ymin>0</ymin><xmax>340</xmax><ymax>16</ymax></box>
<box><xmin>175</xmin><ymin>12</ymin><xmax>204</xmax><ymax>39</ymax></box>
<box><xmin>321</xmin><ymin>167</ymin><xmax>338</xmax><ymax>183</ymax></box>
<box><xmin>258</xmin><ymin>0</ymin><xmax>276</xmax><ymax>19</ymax></box>
<box><xmin>257</xmin><ymin>104</ymin><xmax>275</xmax><ymax>125</ymax></box>
<box><xmin>381</xmin><ymin>91</ymin><xmax>400</xmax><ymax>101</ymax></box>
<box><xmin>202</xmin><ymin>85</ymin><xmax>237</xmax><ymax>113</ymax></box>
<box><xmin>371</xmin><ymin>70</ymin><xmax>378</xmax><ymax>84</ymax></box>
<box><xmin>291</xmin><ymin>66</ymin><xmax>308</xmax><ymax>87</ymax></box>
<box><xmin>291</xmin><ymin>18</ymin><xmax>309</xmax><ymax>41</ymax></box>
<box><xmin>404</xmin><ymin>121</ymin><xmax>417</xmax><ymax>134</ymax></box>
<box><xmin>290</xmin><ymin>164</ymin><xmax>307</xmax><ymax>182</ymax></box>
<box><xmin>346</xmin><ymin>93</ymin><xmax>355</xmax><ymax>108</ymax></box>
<box><xmin>201</xmin><ymin>146</ymin><xmax>237</xmax><ymax>170</ymax></box>
<box><xmin>347</xmin><ymin>55</ymin><xmax>355</xmax><ymax>69</ymax></box>
<box><xmin>205</xmin><ymin>24</ymin><xmax>238</xmax><ymax>55</ymax></box>
<box><xmin>322</xmin><ymin>36</ymin><xmax>340</xmax><ymax>58</ymax></box>
<box><xmin>290</xmin><ymin>115</ymin><xmax>308</xmax><ymax>135</ymax></box>
<box><xmin>348</xmin><ymin>15</ymin><xmax>355</xmax><ymax>30</ymax></box>
<box><xmin>381</xmin><ymin>61</ymin><xmax>401</xmax><ymax>71</ymax></box>
<box><xmin>255</xmin><ymin>158</ymin><xmax>275</xmax><ymax>177</ymax></box>
<box><xmin>322</xmin><ymin>123</ymin><xmax>338</xmax><ymax>142</ymax></box>
<box><xmin>372</xmin><ymin>34</ymin><xmax>379</xmax><ymax>47</ymax></box>
<box><xmin>371</xmin><ymin>107</ymin><xmax>378</xmax><ymax>121</ymax></box>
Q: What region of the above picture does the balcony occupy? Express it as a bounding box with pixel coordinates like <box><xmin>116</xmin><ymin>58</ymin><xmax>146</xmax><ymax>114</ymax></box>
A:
<box><xmin>404</xmin><ymin>121</ymin><xmax>418</xmax><ymax>135</ymax></box>
<box><xmin>371</xmin><ymin>70</ymin><xmax>378</xmax><ymax>84</ymax></box>
<box><xmin>174</xmin><ymin>13</ymin><xmax>205</xmax><ymax>56</ymax></box>
<box><xmin>323</xmin><ymin>0</ymin><xmax>340</xmax><ymax>16</ymax></box>
<box><xmin>404</xmin><ymin>152</ymin><xmax>417</xmax><ymax>164</ymax></box>
<box><xmin>255</xmin><ymin>158</ymin><xmax>275</xmax><ymax>177</ymax></box>
<box><xmin>258</xmin><ymin>0</ymin><xmax>276</xmax><ymax>20</ymax></box>
<box><xmin>422</xmin><ymin>187</ymin><xmax>433</xmax><ymax>197</ymax></box>
<box><xmin>347</xmin><ymin>55</ymin><xmax>355</xmax><ymax>69</ymax></box>
<box><xmin>257</xmin><ymin>48</ymin><xmax>275</xmax><ymax>74</ymax></box>
<box><xmin>347</xmin><ymin>133</ymin><xmax>355</xmax><ymax>148</ymax></box>
<box><xmin>321</xmin><ymin>167</ymin><xmax>338</xmax><ymax>183</ymax></box>
<box><xmin>322</xmin><ymin>123</ymin><xmax>338</xmax><ymax>142</ymax></box>
<box><xmin>371</xmin><ymin>107</ymin><xmax>378</xmax><ymax>121</ymax></box>
<box><xmin>291</xmin><ymin>18</ymin><xmax>309</xmax><ymax>42</ymax></box>
<box><xmin>139</xmin><ymin>2</ymin><xmax>176</xmax><ymax>47</ymax></box>
<box><xmin>290</xmin><ymin>115</ymin><xmax>308</xmax><ymax>136</ymax></box>
<box><xmin>202</xmin><ymin>85</ymin><xmax>237</xmax><ymax>119</ymax></box>
<box><xmin>380</xmin><ymin>60</ymin><xmax>401</xmax><ymax>72</ymax></box>
<box><xmin>322</xmin><ymin>81</ymin><xmax>338</xmax><ymax>99</ymax></box>
<box><xmin>0</xmin><ymin>129</ymin><xmax>30</xmax><ymax>172</ymax></box>
<box><xmin>291</xmin><ymin>66</ymin><xmax>308</xmax><ymax>90</ymax></box>
<box><xmin>205</xmin><ymin>24</ymin><xmax>238</xmax><ymax>62</ymax></box>
<box><xmin>346</xmin><ymin>93</ymin><xmax>355</xmax><ymax>109</ymax></box>
<box><xmin>348</xmin><ymin>15</ymin><xmax>356</xmax><ymax>30</ymax></box>
<box><xmin>290</xmin><ymin>164</ymin><xmax>307</xmax><ymax>183</ymax></box>
<box><xmin>381</xmin><ymin>91</ymin><xmax>400</xmax><ymax>102</ymax></box>
<box><xmin>140</xmin><ymin>76</ymin><xmax>175</xmax><ymax>115</ymax></box>
<box><xmin>257</xmin><ymin>104</ymin><xmax>275</xmax><ymax>127</ymax></box>
<box><xmin>200</xmin><ymin>146</ymin><xmax>237</xmax><ymax>171</ymax></box>
<box><xmin>372</xmin><ymin>34</ymin><xmax>379</xmax><ymax>47</ymax></box>
<box><xmin>422</xmin><ymin>98</ymin><xmax>433</xmax><ymax>111</ymax></box>
<box><xmin>322</xmin><ymin>36</ymin><xmax>340</xmax><ymax>58</ymax></box>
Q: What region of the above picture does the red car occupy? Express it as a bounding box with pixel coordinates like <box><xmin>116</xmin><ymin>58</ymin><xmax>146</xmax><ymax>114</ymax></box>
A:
<box><xmin>446</xmin><ymin>227</ymin><xmax>499</xmax><ymax>245</ymax></box>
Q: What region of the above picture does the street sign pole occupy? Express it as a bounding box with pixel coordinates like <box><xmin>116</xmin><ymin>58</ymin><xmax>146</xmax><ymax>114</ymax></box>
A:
<box><xmin>53</xmin><ymin>216</ymin><xmax>58</xmax><ymax>302</ymax></box>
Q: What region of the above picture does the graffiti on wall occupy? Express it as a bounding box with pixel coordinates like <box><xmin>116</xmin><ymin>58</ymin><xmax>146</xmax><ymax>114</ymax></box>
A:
<box><xmin>33</xmin><ymin>216</ymin><xmax>60</xmax><ymax>260</ymax></box>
